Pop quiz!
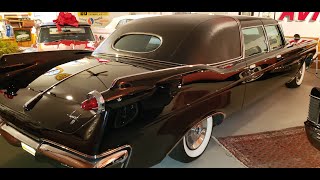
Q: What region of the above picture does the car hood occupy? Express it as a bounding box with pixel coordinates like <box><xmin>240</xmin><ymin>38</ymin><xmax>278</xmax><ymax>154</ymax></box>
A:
<box><xmin>0</xmin><ymin>56</ymin><xmax>150</xmax><ymax>135</ymax></box>
<box><xmin>38</xmin><ymin>40</ymin><xmax>96</xmax><ymax>51</ymax></box>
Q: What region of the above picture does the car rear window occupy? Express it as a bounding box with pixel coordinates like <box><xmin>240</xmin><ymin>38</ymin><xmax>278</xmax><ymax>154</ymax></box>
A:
<box><xmin>113</xmin><ymin>34</ymin><xmax>161</xmax><ymax>53</ymax></box>
<box><xmin>38</xmin><ymin>26</ymin><xmax>95</xmax><ymax>43</ymax></box>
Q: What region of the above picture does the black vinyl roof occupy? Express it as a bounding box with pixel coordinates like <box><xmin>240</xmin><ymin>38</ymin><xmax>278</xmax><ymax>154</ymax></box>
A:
<box><xmin>125</xmin><ymin>14</ymin><xmax>278</xmax><ymax>28</ymax></box>
<box><xmin>97</xmin><ymin>14</ymin><xmax>279</xmax><ymax>65</ymax></box>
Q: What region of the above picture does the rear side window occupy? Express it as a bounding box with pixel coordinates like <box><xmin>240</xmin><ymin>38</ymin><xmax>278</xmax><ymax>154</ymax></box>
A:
<box><xmin>38</xmin><ymin>26</ymin><xmax>95</xmax><ymax>43</ymax></box>
<box><xmin>242</xmin><ymin>27</ymin><xmax>268</xmax><ymax>57</ymax></box>
<box><xmin>264</xmin><ymin>25</ymin><xmax>284</xmax><ymax>50</ymax></box>
<box><xmin>113</xmin><ymin>34</ymin><xmax>161</xmax><ymax>53</ymax></box>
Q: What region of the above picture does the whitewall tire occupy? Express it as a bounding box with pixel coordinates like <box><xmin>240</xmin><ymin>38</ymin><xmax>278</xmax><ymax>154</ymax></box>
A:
<box><xmin>286</xmin><ymin>61</ymin><xmax>306</xmax><ymax>88</ymax></box>
<box><xmin>169</xmin><ymin>116</ymin><xmax>213</xmax><ymax>163</ymax></box>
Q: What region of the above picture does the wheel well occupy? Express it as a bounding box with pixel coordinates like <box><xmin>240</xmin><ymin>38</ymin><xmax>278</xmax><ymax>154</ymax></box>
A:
<box><xmin>166</xmin><ymin>111</ymin><xmax>226</xmax><ymax>156</ymax></box>
<box><xmin>305</xmin><ymin>52</ymin><xmax>316</xmax><ymax>67</ymax></box>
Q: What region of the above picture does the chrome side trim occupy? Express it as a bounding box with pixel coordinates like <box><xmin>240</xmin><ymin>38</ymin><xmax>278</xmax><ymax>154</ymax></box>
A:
<box><xmin>111</xmin><ymin>32</ymin><xmax>163</xmax><ymax>54</ymax></box>
<box><xmin>310</xmin><ymin>95</ymin><xmax>320</xmax><ymax>100</ymax></box>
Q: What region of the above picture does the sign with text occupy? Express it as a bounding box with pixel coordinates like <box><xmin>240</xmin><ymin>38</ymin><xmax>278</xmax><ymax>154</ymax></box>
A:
<box><xmin>78</xmin><ymin>12</ymin><xmax>110</xmax><ymax>27</ymax></box>
<box><xmin>78</xmin><ymin>12</ymin><xmax>110</xmax><ymax>17</ymax></box>
<box><xmin>278</xmin><ymin>12</ymin><xmax>320</xmax><ymax>22</ymax></box>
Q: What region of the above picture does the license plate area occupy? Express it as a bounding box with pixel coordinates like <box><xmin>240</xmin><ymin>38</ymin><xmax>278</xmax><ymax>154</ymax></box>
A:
<box><xmin>21</xmin><ymin>142</ymin><xmax>36</xmax><ymax>156</ymax></box>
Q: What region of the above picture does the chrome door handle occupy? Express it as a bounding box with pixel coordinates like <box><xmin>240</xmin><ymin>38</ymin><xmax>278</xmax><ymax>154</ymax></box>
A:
<box><xmin>276</xmin><ymin>54</ymin><xmax>284</xmax><ymax>61</ymax></box>
<box><xmin>249</xmin><ymin>64</ymin><xmax>256</xmax><ymax>69</ymax></box>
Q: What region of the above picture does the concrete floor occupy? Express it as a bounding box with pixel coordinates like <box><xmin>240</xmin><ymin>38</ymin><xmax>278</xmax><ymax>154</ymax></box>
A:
<box><xmin>1</xmin><ymin>69</ymin><xmax>320</xmax><ymax>168</ymax></box>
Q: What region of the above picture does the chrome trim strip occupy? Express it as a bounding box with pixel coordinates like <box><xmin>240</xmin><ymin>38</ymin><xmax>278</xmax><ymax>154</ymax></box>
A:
<box><xmin>42</xmin><ymin>138</ymin><xmax>131</xmax><ymax>159</ymax></box>
<box><xmin>101</xmin><ymin>53</ymin><xmax>184</xmax><ymax>66</ymax></box>
<box><xmin>264</xmin><ymin>23</ymin><xmax>280</xmax><ymax>26</ymax></box>
<box><xmin>310</xmin><ymin>95</ymin><xmax>320</xmax><ymax>100</ymax></box>
<box><xmin>111</xmin><ymin>32</ymin><xmax>163</xmax><ymax>54</ymax></box>
<box><xmin>38</xmin><ymin>143</ymin><xmax>132</xmax><ymax>168</ymax></box>
<box><xmin>0</xmin><ymin>121</ymin><xmax>132</xmax><ymax>166</ymax></box>
<box><xmin>262</xmin><ymin>25</ymin><xmax>271</xmax><ymax>52</ymax></box>
<box><xmin>0</xmin><ymin>123</ymin><xmax>39</xmax><ymax>149</ymax></box>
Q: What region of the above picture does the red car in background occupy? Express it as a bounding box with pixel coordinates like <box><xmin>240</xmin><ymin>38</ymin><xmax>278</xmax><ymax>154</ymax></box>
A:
<box><xmin>24</xmin><ymin>22</ymin><xmax>98</xmax><ymax>52</ymax></box>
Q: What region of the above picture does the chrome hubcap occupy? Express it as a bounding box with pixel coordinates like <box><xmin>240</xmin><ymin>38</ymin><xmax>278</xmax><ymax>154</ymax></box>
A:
<box><xmin>185</xmin><ymin>120</ymin><xmax>208</xmax><ymax>150</ymax></box>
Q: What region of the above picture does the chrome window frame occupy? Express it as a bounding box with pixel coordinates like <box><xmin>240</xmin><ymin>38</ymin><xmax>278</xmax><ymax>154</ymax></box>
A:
<box><xmin>112</xmin><ymin>32</ymin><xmax>163</xmax><ymax>54</ymax></box>
<box><xmin>241</xmin><ymin>25</ymin><xmax>269</xmax><ymax>58</ymax></box>
<box><xmin>263</xmin><ymin>24</ymin><xmax>286</xmax><ymax>52</ymax></box>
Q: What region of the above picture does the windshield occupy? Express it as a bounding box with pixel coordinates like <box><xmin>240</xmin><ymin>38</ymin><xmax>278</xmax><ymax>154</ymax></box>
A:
<box><xmin>38</xmin><ymin>26</ymin><xmax>95</xmax><ymax>43</ymax></box>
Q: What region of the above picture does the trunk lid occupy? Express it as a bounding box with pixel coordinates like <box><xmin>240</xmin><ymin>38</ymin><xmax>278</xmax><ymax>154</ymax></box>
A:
<box><xmin>0</xmin><ymin>55</ymin><xmax>150</xmax><ymax>135</ymax></box>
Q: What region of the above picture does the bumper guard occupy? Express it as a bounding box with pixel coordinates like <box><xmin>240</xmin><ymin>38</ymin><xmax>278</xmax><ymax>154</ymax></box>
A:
<box><xmin>0</xmin><ymin>119</ymin><xmax>131</xmax><ymax>168</ymax></box>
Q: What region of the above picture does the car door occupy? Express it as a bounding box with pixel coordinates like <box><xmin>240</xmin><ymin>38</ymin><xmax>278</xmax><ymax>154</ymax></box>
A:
<box><xmin>263</xmin><ymin>24</ymin><xmax>302</xmax><ymax>81</ymax></box>
<box><xmin>242</xmin><ymin>24</ymin><xmax>302</xmax><ymax>108</ymax></box>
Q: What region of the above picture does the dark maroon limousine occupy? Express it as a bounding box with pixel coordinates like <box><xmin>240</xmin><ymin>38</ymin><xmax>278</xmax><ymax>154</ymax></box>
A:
<box><xmin>0</xmin><ymin>14</ymin><xmax>317</xmax><ymax>168</ymax></box>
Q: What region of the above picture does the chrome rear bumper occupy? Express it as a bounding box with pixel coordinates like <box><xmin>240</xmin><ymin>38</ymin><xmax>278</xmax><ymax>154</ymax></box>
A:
<box><xmin>0</xmin><ymin>119</ymin><xmax>131</xmax><ymax>168</ymax></box>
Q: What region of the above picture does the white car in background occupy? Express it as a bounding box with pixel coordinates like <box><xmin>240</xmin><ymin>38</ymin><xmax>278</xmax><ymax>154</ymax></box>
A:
<box><xmin>16</xmin><ymin>33</ymin><xmax>30</xmax><ymax>41</ymax></box>
<box><xmin>92</xmin><ymin>14</ymin><xmax>161</xmax><ymax>40</ymax></box>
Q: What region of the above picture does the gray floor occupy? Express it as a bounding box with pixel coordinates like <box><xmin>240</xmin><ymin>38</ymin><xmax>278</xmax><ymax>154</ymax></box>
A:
<box><xmin>1</xmin><ymin>69</ymin><xmax>320</xmax><ymax>168</ymax></box>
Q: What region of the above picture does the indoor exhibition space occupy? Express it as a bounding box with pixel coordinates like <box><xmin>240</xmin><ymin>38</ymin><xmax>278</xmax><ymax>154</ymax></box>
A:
<box><xmin>0</xmin><ymin>12</ymin><xmax>320</xmax><ymax>168</ymax></box>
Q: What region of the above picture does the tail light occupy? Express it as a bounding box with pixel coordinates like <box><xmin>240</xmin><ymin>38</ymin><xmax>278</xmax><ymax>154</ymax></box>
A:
<box><xmin>81</xmin><ymin>98</ymin><xmax>98</xmax><ymax>110</ymax></box>
<box><xmin>81</xmin><ymin>90</ymin><xmax>105</xmax><ymax>113</ymax></box>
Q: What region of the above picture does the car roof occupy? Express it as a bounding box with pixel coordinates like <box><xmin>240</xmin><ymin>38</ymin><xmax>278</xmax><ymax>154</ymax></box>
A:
<box><xmin>112</xmin><ymin>14</ymin><xmax>160</xmax><ymax>20</ymax></box>
<box><xmin>40</xmin><ymin>22</ymin><xmax>91</xmax><ymax>27</ymax></box>
<box><xmin>132</xmin><ymin>14</ymin><xmax>277</xmax><ymax>26</ymax></box>
<box><xmin>101</xmin><ymin>14</ymin><xmax>279</xmax><ymax>65</ymax></box>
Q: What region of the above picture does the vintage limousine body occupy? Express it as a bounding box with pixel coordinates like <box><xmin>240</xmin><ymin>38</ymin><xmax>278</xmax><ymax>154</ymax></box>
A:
<box><xmin>0</xmin><ymin>14</ymin><xmax>317</xmax><ymax>168</ymax></box>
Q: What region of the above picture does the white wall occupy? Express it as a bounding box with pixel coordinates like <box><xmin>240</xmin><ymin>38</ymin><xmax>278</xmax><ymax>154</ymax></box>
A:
<box><xmin>33</xmin><ymin>12</ymin><xmax>59</xmax><ymax>23</ymax></box>
<box><xmin>275</xmin><ymin>12</ymin><xmax>320</xmax><ymax>38</ymax></box>
<box><xmin>11</xmin><ymin>12</ymin><xmax>319</xmax><ymax>38</ymax></box>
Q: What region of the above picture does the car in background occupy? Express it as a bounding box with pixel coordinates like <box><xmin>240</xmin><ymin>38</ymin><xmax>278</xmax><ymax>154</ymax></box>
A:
<box><xmin>24</xmin><ymin>22</ymin><xmax>98</xmax><ymax>52</ymax></box>
<box><xmin>91</xmin><ymin>14</ymin><xmax>160</xmax><ymax>40</ymax></box>
<box><xmin>16</xmin><ymin>33</ymin><xmax>30</xmax><ymax>41</ymax></box>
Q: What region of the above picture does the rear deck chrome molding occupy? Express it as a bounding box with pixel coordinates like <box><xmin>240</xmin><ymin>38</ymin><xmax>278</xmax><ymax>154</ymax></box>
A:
<box><xmin>0</xmin><ymin>122</ymin><xmax>132</xmax><ymax>168</ymax></box>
